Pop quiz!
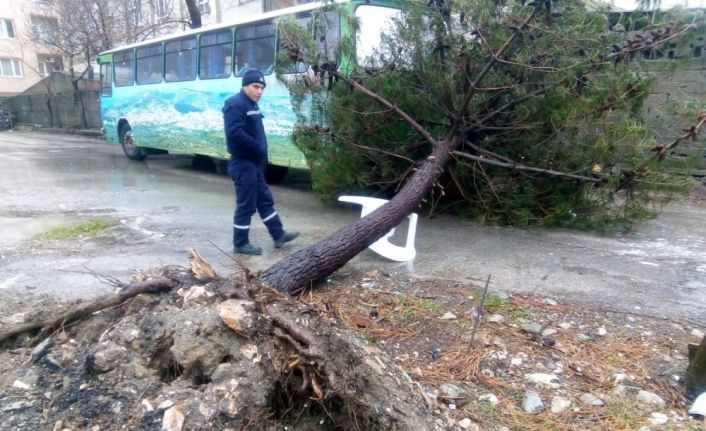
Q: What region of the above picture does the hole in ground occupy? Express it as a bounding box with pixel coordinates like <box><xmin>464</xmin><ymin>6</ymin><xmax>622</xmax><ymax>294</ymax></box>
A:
<box><xmin>148</xmin><ymin>334</ymin><xmax>184</xmax><ymax>383</ymax></box>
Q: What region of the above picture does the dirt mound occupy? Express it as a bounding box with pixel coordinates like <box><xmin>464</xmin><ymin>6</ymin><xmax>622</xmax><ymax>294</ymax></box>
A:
<box><xmin>1</xmin><ymin>263</ymin><xmax>704</xmax><ymax>430</ymax></box>
<box><xmin>0</xmin><ymin>266</ymin><xmax>435</xmax><ymax>430</ymax></box>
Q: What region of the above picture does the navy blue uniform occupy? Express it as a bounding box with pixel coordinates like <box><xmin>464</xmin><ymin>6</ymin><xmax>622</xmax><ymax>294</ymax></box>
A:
<box><xmin>223</xmin><ymin>90</ymin><xmax>284</xmax><ymax>247</ymax></box>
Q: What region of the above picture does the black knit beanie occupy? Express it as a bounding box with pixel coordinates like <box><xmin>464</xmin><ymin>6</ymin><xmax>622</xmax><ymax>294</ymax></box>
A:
<box><xmin>242</xmin><ymin>69</ymin><xmax>266</xmax><ymax>87</ymax></box>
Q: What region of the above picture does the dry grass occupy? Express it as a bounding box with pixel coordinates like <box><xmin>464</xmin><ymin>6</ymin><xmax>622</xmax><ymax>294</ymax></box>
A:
<box><xmin>302</xmin><ymin>274</ymin><xmax>695</xmax><ymax>430</ymax></box>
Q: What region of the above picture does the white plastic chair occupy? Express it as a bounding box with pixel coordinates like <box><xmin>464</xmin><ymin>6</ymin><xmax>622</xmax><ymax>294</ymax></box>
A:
<box><xmin>338</xmin><ymin>195</ymin><xmax>418</xmax><ymax>262</ymax></box>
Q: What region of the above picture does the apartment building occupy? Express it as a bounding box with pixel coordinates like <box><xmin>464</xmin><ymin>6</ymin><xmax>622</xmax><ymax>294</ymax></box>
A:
<box><xmin>0</xmin><ymin>0</ymin><xmax>314</xmax><ymax>97</ymax></box>
<box><xmin>0</xmin><ymin>1</ymin><xmax>63</xmax><ymax>97</ymax></box>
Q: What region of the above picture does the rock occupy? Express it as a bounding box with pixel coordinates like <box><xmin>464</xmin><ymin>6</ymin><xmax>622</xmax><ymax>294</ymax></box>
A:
<box><xmin>31</xmin><ymin>337</ymin><xmax>55</xmax><ymax>362</ymax></box>
<box><xmin>439</xmin><ymin>383</ymin><xmax>468</xmax><ymax>405</ymax></box>
<box><xmin>612</xmin><ymin>384</ymin><xmax>628</xmax><ymax>397</ymax></box>
<box><xmin>431</xmin><ymin>348</ymin><xmax>442</xmax><ymax>360</ymax></box>
<box><xmin>239</xmin><ymin>344</ymin><xmax>261</xmax><ymax>363</ymax></box>
<box><xmin>524</xmin><ymin>373</ymin><xmax>561</xmax><ymax>389</ymax></box>
<box><xmin>613</xmin><ymin>373</ymin><xmax>630</xmax><ymax>384</ymax></box>
<box><xmin>217</xmin><ymin>299</ymin><xmax>261</xmax><ymax>337</ymax></box>
<box><xmin>181</xmin><ymin>285</ymin><xmax>213</xmax><ymax>304</ymax></box>
<box><xmin>596</xmin><ymin>326</ymin><xmax>607</xmax><ymax>336</ymax></box>
<box><xmin>550</xmin><ymin>396</ymin><xmax>571</xmax><ymax>413</ymax></box>
<box><xmin>457</xmin><ymin>418</ymin><xmax>478</xmax><ymax>430</ymax></box>
<box><xmin>440</xmin><ymin>312</ymin><xmax>457</xmax><ymax>320</ymax></box>
<box><xmin>2</xmin><ymin>400</ymin><xmax>34</xmax><ymax>411</ymax></box>
<box><xmin>487</xmin><ymin>314</ymin><xmax>505</xmax><ymax>324</ymax></box>
<box><xmin>46</xmin><ymin>345</ymin><xmax>76</xmax><ymax>369</ymax></box>
<box><xmin>12</xmin><ymin>380</ymin><xmax>31</xmax><ymax>390</ymax></box>
<box><xmin>170</xmin><ymin>308</ymin><xmax>231</xmax><ymax>382</ymax></box>
<box><xmin>637</xmin><ymin>390</ymin><xmax>666</xmax><ymax>407</ymax></box>
<box><xmin>649</xmin><ymin>412</ymin><xmax>668</xmax><ymax>425</ymax></box>
<box><xmin>141</xmin><ymin>399</ymin><xmax>154</xmax><ymax>412</ymax></box>
<box><xmin>521</xmin><ymin>323</ymin><xmax>543</xmax><ymax>335</ymax></box>
<box><xmin>111</xmin><ymin>400</ymin><xmax>124</xmax><ymax>414</ymax></box>
<box><xmin>541</xmin><ymin>328</ymin><xmax>557</xmax><ymax>336</ymax></box>
<box><xmin>559</xmin><ymin>322</ymin><xmax>572</xmax><ymax>329</ymax></box>
<box><xmin>478</xmin><ymin>393</ymin><xmax>499</xmax><ymax>405</ymax></box>
<box><xmin>579</xmin><ymin>393</ymin><xmax>604</xmax><ymax>406</ymax></box>
<box><xmin>352</xmin><ymin>313</ymin><xmax>374</xmax><ymax>327</ymax></box>
<box><xmin>162</xmin><ymin>404</ymin><xmax>185</xmax><ymax>431</ymax></box>
<box><xmin>158</xmin><ymin>400</ymin><xmax>174</xmax><ymax>410</ymax></box>
<box><xmin>213</xmin><ymin>378</ymin><xmax>242</xmax><ymax>417</ymax></box>
<box><xmin>522</xmin><ymin>391</ymin><xmax>544</xmax><ymax>413</ymax></box>
<box><xmin>87</xmin><ymin>341</ymin><xmax>127</xmax><ymax>374</ymax></box>
<box><xmin>510</xmin><ymin>357</ymin><xmax>523</xmax><ymax>366</ymax></box>
<box><xmin>543</xmin><ymin>298</ymin><xmax>558</xmax><ymax>306</ymax></box>
<box><xmin>691</xmin><ymin>328</ymin><xmax>705</xmax><ymax>339</ymax></box>
<box><xmin>44</xmin><ymin>353</ymin><xmax>64</xmax><ymax>371</ymax></box>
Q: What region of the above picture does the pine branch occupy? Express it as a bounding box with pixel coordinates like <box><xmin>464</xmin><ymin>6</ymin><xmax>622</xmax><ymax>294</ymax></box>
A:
<box><xmin>449</xmin><ymin>4</ymin><xmax>544</xmax><ymax>139</ymax></box>
<box><xmin>648</xmin><ymin>112</ymin><xmax>706</xmax><ymax>161</ymax></box>
<box><xmin>331</xmin><ymin>72</ymin><xmax>440</xmax><ymax>149</ymax></box>
<box><xmin>452</xmin><ymin>151</ymin><xmax>604</xmax><ymax>183</ymax></box>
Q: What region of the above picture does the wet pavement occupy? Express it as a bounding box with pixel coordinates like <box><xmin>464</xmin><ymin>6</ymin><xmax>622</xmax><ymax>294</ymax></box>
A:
<box><xmin>1</xmin><ymin>131</ymin><xmax>705</xmax><ymax>321</ymax></box>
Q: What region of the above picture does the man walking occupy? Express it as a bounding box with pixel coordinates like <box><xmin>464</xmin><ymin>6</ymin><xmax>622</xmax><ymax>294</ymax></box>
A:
<box><xmin>223</xmin><ymin>69</ymin><xmax>299</xmax><ymax>255</ymax></box>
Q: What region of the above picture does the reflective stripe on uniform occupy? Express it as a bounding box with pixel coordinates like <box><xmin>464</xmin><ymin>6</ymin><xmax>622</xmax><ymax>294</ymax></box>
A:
<box><xmin>233</xmin><ymin>224</ymin><xmax>250</xmax><ymax>229</ymax></box>
<box><xmin>246</xmin><ymin>110</ymin><xmax>261</xmax><ymax>116</ymax></box>
<box><xmin>262</xmin><ymin>211</ymin><xmax>278</xmax><ymax>222</ymax></box>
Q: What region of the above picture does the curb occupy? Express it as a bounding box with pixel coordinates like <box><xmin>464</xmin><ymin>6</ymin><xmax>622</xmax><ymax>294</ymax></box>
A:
<box><xmin>17</xmin><ymin>124</ymin><xmax>104</xmax><ymax>139</ymax></box>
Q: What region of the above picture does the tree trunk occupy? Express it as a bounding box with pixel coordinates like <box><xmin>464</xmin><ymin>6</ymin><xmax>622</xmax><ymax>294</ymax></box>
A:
<box><xmin>184</xmin><ymin>0</ymin><xmax>202</xmax><ymax>29</ymax></box>
<box><xmin>46</xmin><ymin>96</ymin><xmax>54</xmax><ymax>127</ymax></box>
<box><xmin>71</xmin><ymin>80</ymin><xmax>87</xmax><ymax>129</ymax></box>
<box><xmin>261</xmin><ymin>140</ymin><xmax>452</xmax><ymax>293</ymax></box>
<box><xmin>686</xmin><ymin>335</ymin><xmax>706</xmax><ymax>398</ymax></box>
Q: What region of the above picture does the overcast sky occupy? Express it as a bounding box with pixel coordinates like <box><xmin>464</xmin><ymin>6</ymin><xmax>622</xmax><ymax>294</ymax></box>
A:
<box><xmin>610</xmin><ymin>0</ymin><xmax>706</xmax><ymax>10</ymax></box>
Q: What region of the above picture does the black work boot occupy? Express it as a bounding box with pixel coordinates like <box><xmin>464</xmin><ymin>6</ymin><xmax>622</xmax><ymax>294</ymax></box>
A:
<box><xmin>274</xmin><ymin>231</ymin><xmax>300</xmax><ymax>249</ymax></box>
<box><xmin>234</xmin><ymin>243</ymin><xmax>263</xmax><ymax>255</ymax></box>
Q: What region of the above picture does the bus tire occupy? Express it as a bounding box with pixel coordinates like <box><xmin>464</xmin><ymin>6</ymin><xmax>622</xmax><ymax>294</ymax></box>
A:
<box><xmin>265</xmin><ymin>164</ymin><xmax>289</xmax><ymax>184</ymax></box>
<box><xmin>119</xmin><ymin>124</ymin><xmax>146</xmax><ymax>161</ymax></box>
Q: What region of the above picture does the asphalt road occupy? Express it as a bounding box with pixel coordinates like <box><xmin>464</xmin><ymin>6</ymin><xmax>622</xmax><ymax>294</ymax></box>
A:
<box><xmin>1</xmin><ymin>131</ymin><xmax>705</xmax><ymax>321</ymax></box>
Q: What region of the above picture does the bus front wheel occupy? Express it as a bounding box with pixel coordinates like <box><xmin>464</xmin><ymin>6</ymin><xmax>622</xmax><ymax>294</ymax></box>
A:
<box><xmin>119</xmin><ymin>124</ymin><xmax>146</xmax><ymax>161</ymax></box>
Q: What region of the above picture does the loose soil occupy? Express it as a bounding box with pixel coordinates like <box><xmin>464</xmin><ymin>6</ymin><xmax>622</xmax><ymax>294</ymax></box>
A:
<box><xmin>0</xmin><ymin>262</ymin><xmax>703</xmax><ymax>431</ymax></box>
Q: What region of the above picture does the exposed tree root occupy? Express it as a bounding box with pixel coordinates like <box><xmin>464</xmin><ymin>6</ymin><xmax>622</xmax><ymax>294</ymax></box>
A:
<box><xmin>0</xmin><ymin>275</ymin><xmax>183</xmax><ymax>344</ymax></box>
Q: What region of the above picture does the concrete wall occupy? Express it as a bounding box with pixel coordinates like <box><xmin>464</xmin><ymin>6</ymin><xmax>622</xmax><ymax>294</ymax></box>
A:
<box><xmin>5</xmin><ymin>90</ymin><xmax>101</xmax><ymax>129</ymax></box>
<box><xmin>1</xmin><ymin>57</ymin><xmax>703</xmax><ymax>133</ymax></box>
<box><xmin>645</xmin><ymin>58</ymin><xmax>706</xmax><ymax>138</ymax></box>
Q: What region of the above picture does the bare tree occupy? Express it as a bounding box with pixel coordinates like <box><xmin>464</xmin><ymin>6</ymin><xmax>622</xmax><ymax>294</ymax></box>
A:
<box><xmin>184</xmin><ymin>0</ymin><xmax>202</xmax><ymax>29</ymax></box>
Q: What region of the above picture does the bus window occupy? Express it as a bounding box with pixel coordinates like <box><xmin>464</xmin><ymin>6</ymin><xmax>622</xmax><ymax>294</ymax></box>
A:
<box><xmin>136</xmin><ymin>44</ymin><xmax>163</xmax><ymax>84</ymax></box>
<box><xmin>199</xmin><ymin>30</ymin><xmax>232</xmax><ymax>79</ymax></box>
<box><xmin>100</xmin><ymin>62</ymin><xmax>112</xmax><ymax>97</ymax></box>
<box><xmin>315</xmin><ymin>10</ymin><xmax>339</xmax><ymax>63</ymax></box>
<box><xmin>114</xmin><ymin>50</ymin><xmax>135</xmax><ymax>86</ymax></box>
<box><xmin>165</xmin><ymin>37</ymin><xmax>197</xmax><ymax>82</ymax></box>
<box><xmin>235</xmin><ymin>21</ymin><xmax>275</xmax><ymax>76</ymax></box>
<box><xmin>355</xmin><ymin>5</ymin><xmax>400</xmax><ymax>67</ymax></box>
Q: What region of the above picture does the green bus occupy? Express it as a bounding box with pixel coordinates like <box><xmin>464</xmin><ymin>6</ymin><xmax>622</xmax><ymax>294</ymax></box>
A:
<box><xmin>97</xmin><ymin>0</ymin><xmax>400</xmax><ymax>182</ymax></box>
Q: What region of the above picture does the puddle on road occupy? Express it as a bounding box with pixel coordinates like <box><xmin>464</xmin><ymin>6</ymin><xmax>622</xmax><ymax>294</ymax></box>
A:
<box><xmin>0</xmin><ymin>215</ymin><xmax>85</xmax><ymax>248</ymax></box>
